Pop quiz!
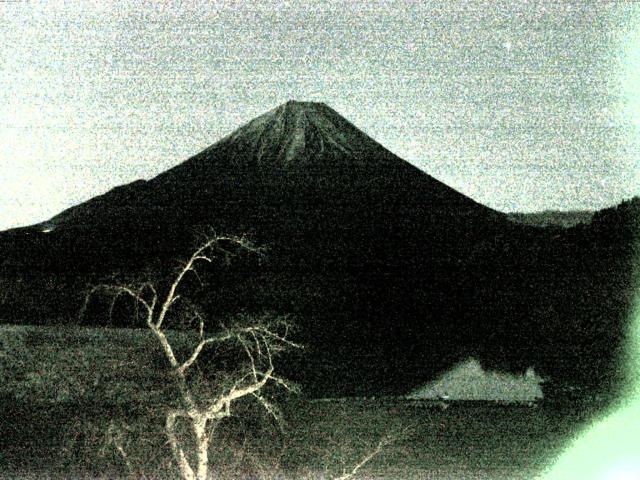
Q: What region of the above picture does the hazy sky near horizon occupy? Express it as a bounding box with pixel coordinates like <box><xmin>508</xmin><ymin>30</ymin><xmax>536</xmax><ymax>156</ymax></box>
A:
<box><xmin>1</xmin><ymin>0</ymin><xmax>639</xmax><ymax>230</ymax></box>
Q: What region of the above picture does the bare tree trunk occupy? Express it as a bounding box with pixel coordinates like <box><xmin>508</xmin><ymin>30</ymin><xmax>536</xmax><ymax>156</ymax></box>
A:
<box><xmin>167</xmin><ymin>412</ymin><xmax>196</xmax><ymax>480</ymax></box>
<box><xmin>193</xmin><ymin>415</ymin><xmax>210</xmax><ymax>480</ymax></box>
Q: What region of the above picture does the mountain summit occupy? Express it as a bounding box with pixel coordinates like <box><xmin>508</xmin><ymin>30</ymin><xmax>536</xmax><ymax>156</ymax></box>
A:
<box><xmin>207</xmin><ymin>100</ymin><xmax>397</xmax><ymax>170</ymax></box>
<box><xmin>144</xmin><ymin>100</ymin><xmax>492</xmax><ymax>225</ymax></box>
<box><xmin>39</xmin><ymin>100</ymin><xmax>493</xmax><ymax>224</ymax></box>
<box><xmin>40</xmin><ymin>101</ymin><xmax>494</xmax><ymax>234</ymax></box>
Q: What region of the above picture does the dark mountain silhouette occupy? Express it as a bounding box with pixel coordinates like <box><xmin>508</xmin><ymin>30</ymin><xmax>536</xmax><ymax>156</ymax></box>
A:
<box><xmin>1</xmin><ymin>101</ymin><xmax>638</xmax><ymax>398</ymax></box>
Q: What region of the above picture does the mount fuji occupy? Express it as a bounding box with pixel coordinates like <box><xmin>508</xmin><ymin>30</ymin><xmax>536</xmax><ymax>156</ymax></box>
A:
<box><xmin>2</xmin><ymin>101</ymin><xmax>636</xmax><ymax>397</ymax></box>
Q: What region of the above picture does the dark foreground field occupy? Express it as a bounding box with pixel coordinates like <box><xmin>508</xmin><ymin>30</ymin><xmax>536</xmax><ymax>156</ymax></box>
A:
<box><xmin>0</xmin><ymin>325</ymin><xmax>606</xmax><ymax>479</ymax></box>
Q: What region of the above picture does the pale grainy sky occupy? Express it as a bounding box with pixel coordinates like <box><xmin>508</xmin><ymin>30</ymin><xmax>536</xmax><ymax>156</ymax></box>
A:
<box><xmin>1</xmin><ymin>0</ymin><xmax>639</xmax><ymax>230</ymax></box>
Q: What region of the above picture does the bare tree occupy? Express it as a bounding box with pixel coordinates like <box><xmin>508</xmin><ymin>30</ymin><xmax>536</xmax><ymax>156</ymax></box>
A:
<box><xmin>84</xmin><ymin>235</ymin><xmax>300</xmax><ymax>480</ymax></box>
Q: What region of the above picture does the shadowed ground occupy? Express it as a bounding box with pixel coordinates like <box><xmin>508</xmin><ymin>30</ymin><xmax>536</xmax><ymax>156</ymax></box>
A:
<box><xmin>0</xmin><ymin>324</ymin><xmax>609</xmax><ymax>479</ymax></box>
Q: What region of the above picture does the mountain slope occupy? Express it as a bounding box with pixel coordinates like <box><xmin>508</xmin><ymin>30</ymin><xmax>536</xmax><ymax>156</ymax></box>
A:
<box><xmin>44</xmin><ymin>101</ymin><xmax>497</xmax><ymax>234</ymax></box>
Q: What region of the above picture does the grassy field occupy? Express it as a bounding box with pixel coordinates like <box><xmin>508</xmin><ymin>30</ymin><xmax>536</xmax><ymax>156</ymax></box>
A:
<box><xmin>0</xmin><ymin>324</ymin><xmax>606</xmax><ymax>479</ymax></box>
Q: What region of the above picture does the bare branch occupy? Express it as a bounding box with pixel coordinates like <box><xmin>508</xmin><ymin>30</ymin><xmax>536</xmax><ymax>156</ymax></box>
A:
<box><xmin>149</xmin><ymin>325</ymin><xmax>180</xmax><ymax>369</ymax></box>
<box><xmin>190</xmin><ymin>268</ymin><xmax>204</xmax><ymax>287</ymax></box>
<box><xmin>251</xmin><ymin>325</ymin><xmax>303</xmax><ymax>350</ymax></box>
<box><xmin>251</xmin><ymin>392</ymin><xmax>280</xmax><ymax>422</ymax></box>
<box><xmin>81</xmin><ymin>284</ymin><xmax>155</xmax><ymax>324</ymax></box>
<box><xmin>333</xmin><ymin>439</ymin><xmax>385</xmax><ymax>480</ymax></box>
<box><xmin>269</xmin><ymin>374</ymin><xmax>298</xmax><ymax>393</ymax></box>
<box><xmin>191</xmin><ymin>255</ymin><xmax>213</xmax><ymax>264</ymax></box>
<box><xmin>239</xmin><ymin>338</ymin><xmax>258</xmax><ymax>381</ymax></box>
<box><xmin>155</xmin><ymin>235</ymin><xmax>247</xmax><ymax>330</ymax></box>
<box><xmin>178</xmin><ymin>333</ymin><xmax>233</xmax><ymax>375</ymax></box>
<box><xmin>249</xmin><ymin>329</ymin><xmax>263</xmax><ymax>358</ymax></box>
<box><xmin>204</xmin><ymin>365</ymin><xmax>275</xmax><ymax>421</ymax></box>
<box><xmin>106</xmin><ymin>422</ymin><xmax>135</xmax><ymax>478</ymax></box>
<box><xmin>332</xmin><ymin>426</ymin><xmax>413</xmax><ymax>480</ymax></box>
